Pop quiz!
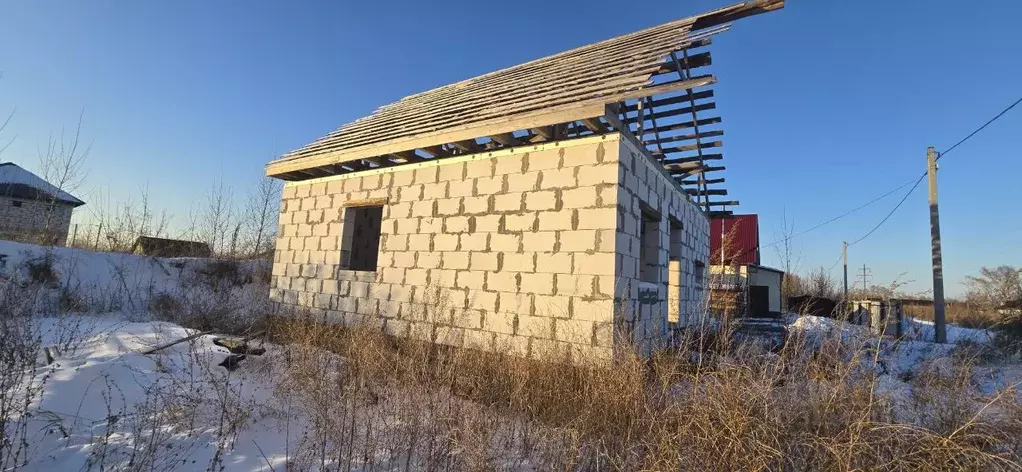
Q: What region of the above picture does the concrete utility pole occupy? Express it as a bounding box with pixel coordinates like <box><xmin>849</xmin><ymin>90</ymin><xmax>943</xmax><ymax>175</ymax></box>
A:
<box><xmin>927</xmin><ymin>147</ymin><xmax>947</xmax><ymax>343</ymax></box>
<box><xmin>842</xmin><ymin>241</ymin><xmax>849</xmax><ymax>302</ymax></box>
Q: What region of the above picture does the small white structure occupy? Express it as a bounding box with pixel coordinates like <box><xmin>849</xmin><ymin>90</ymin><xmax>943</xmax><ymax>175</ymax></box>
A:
<box><xmin>849</xmin><ymin>299</ymin><xmax>905</xmax><ymax>337</ymax></box>
<box><xmin>708</xmin><ymin>264</ymin><xmax>783</xmax><ymax>318</ymax></box>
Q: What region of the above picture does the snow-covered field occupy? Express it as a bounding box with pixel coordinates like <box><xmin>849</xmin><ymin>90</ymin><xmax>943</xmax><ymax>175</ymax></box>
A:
<box><xmin>0</xmin><ymin>241</ymin><xmax>289</xmax><ymax>471</ymax></box>
<box><xmin>17</xmin><ymin>317</ymin><xmax>290</xmax><ymax>471</ymax></box>
<box><xmin>788</xmin><ymin>314</ymin><xmax>1022</xmax><ymax>408</ymax></box>
<box><xmin>3</xmin><ymin>242</ymin><xmax>1022</xmax><ymax>470</ymax></box>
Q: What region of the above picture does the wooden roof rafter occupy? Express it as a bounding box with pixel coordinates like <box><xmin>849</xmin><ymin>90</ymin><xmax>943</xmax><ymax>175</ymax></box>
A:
<box><xmin>268</xmin><ymin>1</ymin><xmax>786</xmax><ymax>211</ymax></box>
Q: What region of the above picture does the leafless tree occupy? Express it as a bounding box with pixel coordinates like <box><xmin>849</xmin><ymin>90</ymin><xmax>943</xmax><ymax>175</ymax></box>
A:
<box><xmin>242</xmin><ymin>176</ymin><xmax>282</xmax><ymax>258</ymax></box>
<box><xmin>0</xmin><ymin>115</ymin><xmax>12</xmax><ymax>157</ymax></box>
<box><xmin>965</xmin><ymin>265</ymin><xmax>1022</xmax><ymax>311</ymax></box>
<box><xmin>37</xmin><ymin>109</ymin><xmax>91</xmax><ymax>244</ymax></box>
<box><xmin>773</xmin><ymin>209</ymin><xmax>802</xmax><ymax>309</ymax></box>
<box><xmin>803</xmin><ymin>266</ymin><xmax>838</xmax><ymax>299</ymax></box>
<box><xmin>79</xmin><ymin>185</ymin><xmax>171</xmax><ymax>251</ymax></box>
<box><xmin>197</xmin><ymin>178</ymin><xmax>237</xmax><ymax>258</ymax></box>
<box><xmin>0</xmin><ymin>72</ymin><xmax>15</xmax><ymax>157</ymax></box>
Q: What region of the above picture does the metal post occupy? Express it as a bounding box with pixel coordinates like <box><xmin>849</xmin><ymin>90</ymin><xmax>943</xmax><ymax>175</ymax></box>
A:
<box><xmin>927</xmin><ymin>147</ymin><xmax>947</xmax><ymax>343</ymax></box>
<box><xmin>842</xmin><ymin>241</ymin><xmax>850</xmax><ymax>300</ymax></box>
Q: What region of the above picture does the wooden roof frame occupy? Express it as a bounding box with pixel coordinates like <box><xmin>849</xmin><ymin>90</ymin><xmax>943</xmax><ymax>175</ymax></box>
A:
<box><xmin>267</xmin><ymin>0</ymin><xmax>784</xmax><ymax>212</ymax></box>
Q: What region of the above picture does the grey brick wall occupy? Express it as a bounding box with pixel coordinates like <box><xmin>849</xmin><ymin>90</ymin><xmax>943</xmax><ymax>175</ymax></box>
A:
<box><xmin>271</xmin><ymin>133</ymin><xmax>709</xmax><ymax>361</ymax></box>
<box><xmin>0</xmin><ymin>196</ymin><xmax>74</xmax><ymax>243</ymax></box>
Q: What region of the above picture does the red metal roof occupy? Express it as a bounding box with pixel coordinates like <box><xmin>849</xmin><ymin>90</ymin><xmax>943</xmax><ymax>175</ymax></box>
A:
<box><xmin>710</xmin><ymin>214</ymin><xmax>759</xmax><ymax>265</ymax></box>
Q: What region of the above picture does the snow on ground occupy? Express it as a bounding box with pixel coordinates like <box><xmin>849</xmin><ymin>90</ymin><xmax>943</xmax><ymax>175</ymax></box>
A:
<box><xmin>0</xmin><ymin>242</ymin><xmax>291</xmax><ymax>471</ymax></box>
<box><xmin>19</xmin><ymin>317</ymin><xmax>297</xmax><ymax>471</ymax></box>
<box><xmin>905</xmin><ymin>317</ymin><xmax>995</xmax><ymax>344</ymax></box>
<box><xmin>787</xmin><ymin>314</ymin><xmax>1022</xmax><ymax>410</ymax></box>
<box><xmin>0</xmin><ymin>239</ymin><xmax>270</xmax><ymax>325</ymax></box>
<box><xmin>4</xmin><ymin>241</ymin><xmax>1022</xmax><ymax>470</ymax></box>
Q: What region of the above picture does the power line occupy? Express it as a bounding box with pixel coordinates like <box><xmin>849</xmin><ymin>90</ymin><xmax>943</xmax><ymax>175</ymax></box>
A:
<box><xmin>735</xmin><ymin>94</ymin><xmax>1021</xmax><ymax>264</ymax></box>
<box><xmin>755</xmin><ymin>177</ymin><xmax>916</xmax><ymax>253</ymax></box>
<box><xmin>825</xmin><ymin>251</ymin><xmax>843</xmax><ymax>271</ymax></box>
<box><xmin>724</xmin><ymin>177</ymin><xmax>916</xmax><ymax>264</ymax></box>
<box><xmin>845</xmin><ymin>94</ymin><xmax>1022</xmax><ymax>247</ymax></box>
<box><xmin>847</xmin><ymin>173</ymin><xmax>926</xmax><ymax>246</ymax></box>
<box><xmin>939</xmin><ymin>95</ymin><xmax>1022</xmax><ymax>159</ymax></box>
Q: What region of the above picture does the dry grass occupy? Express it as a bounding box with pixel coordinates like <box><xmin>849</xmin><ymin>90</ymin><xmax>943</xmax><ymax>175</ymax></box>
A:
<box><xmin>906</xmin><ymin>303</ymin><xmax>995</xmax><ymax>329</ymax></box>
<box><xmin>266</xmin><ymin>312</ymin><xmax>1022</xmax><ymax>471</ymax></box>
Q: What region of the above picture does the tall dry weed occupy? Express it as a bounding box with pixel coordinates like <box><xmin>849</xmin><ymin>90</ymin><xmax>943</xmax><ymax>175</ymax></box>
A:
<box><xmin>265</xmin><ymin>308</ymin><xmax>1022</xmax><ymax>471</ymax></box>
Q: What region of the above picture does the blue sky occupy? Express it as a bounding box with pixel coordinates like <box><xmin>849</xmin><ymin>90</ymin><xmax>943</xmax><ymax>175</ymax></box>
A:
<box><xmin>0</xmin><ymin>0</ymin><xmax>1019</xmax><ymax>296</ymax></box>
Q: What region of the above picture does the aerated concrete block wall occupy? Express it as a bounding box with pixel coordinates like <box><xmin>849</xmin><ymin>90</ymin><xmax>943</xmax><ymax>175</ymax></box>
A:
<box><xmin>612</xmin><ymin>138</ymin><xmax>710</xmax><ymax>355</ymax></box>
<box><xmin>270</xmin><ymin>133</ymin><xmax>709</xmax><ymax>361</ymax></box>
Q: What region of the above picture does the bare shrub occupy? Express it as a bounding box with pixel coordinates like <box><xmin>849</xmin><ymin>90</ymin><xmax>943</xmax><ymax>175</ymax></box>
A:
<box><xmin>0</xmin><ymin>274</ymin><xmax>93</xmax><ymax>470</ymax></box>
<box><xmin>23</xmin><ymin>254</ymin><xmax>58</xmax><ymax>286</ymax></box>
<box><xmin>79</xmin><ymin>185</ymin><xmax>171</xmax><ymax>252</ymax></box>
<box><xmin>195</xmin><ymin>259</ymin><xmax>246</xmax><ymax>290</ymax></box>
<box><xmin>147</xmin><ymin>291</ymin><xmax>181</xmax><ymax>319</ymax></box>
<box><xmin>0</xmin><ymin>281</ymin><xmax>42</xmax><ymax>470</ymax></box>
<box><xmin>58</xmin><ymin>287</ymin><xmax>89</xmax><ymax>313</ymax></box>
<box><xmin>147</xmin><ymin>260</ymin><xmax>270</xmax><ymax>334</ymax></box>
<box><xmin>804</xmin><ymin>266</ymin><xmax>839</xmax><ymax>299</ymax></box>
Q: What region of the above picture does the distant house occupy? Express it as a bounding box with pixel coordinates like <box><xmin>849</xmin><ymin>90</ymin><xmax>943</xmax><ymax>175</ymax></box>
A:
<box><xmin>131</xmin><ymin>236</ymin><xmax>213</xmax><ymax>258</ymax></box>
<box><xmin>708</xmin><ymin>214</ymin><xmax>784</xmax><ymax>318</ymax></box>
<box><xmin>0</xmin><ymin>162</ymin><xmax>85</xmax><ymax>244</ymax></box>
<box><xmin>788</xmin><ymin>295</ymin><xmax>839</xmax><ymax>318</ymax></box>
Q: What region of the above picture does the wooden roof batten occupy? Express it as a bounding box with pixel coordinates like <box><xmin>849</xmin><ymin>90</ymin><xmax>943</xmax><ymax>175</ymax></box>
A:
<box><xmin>266</xmin><ymin>0</ymin><xmax>785</xmax><ymax>208</ymax></box>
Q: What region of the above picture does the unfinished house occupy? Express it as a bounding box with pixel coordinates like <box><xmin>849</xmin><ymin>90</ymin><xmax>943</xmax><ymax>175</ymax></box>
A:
<box><xmin>266</xmin><ymin>0</ymin><xmax>784</xmax><ymax>360</ymax></box>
